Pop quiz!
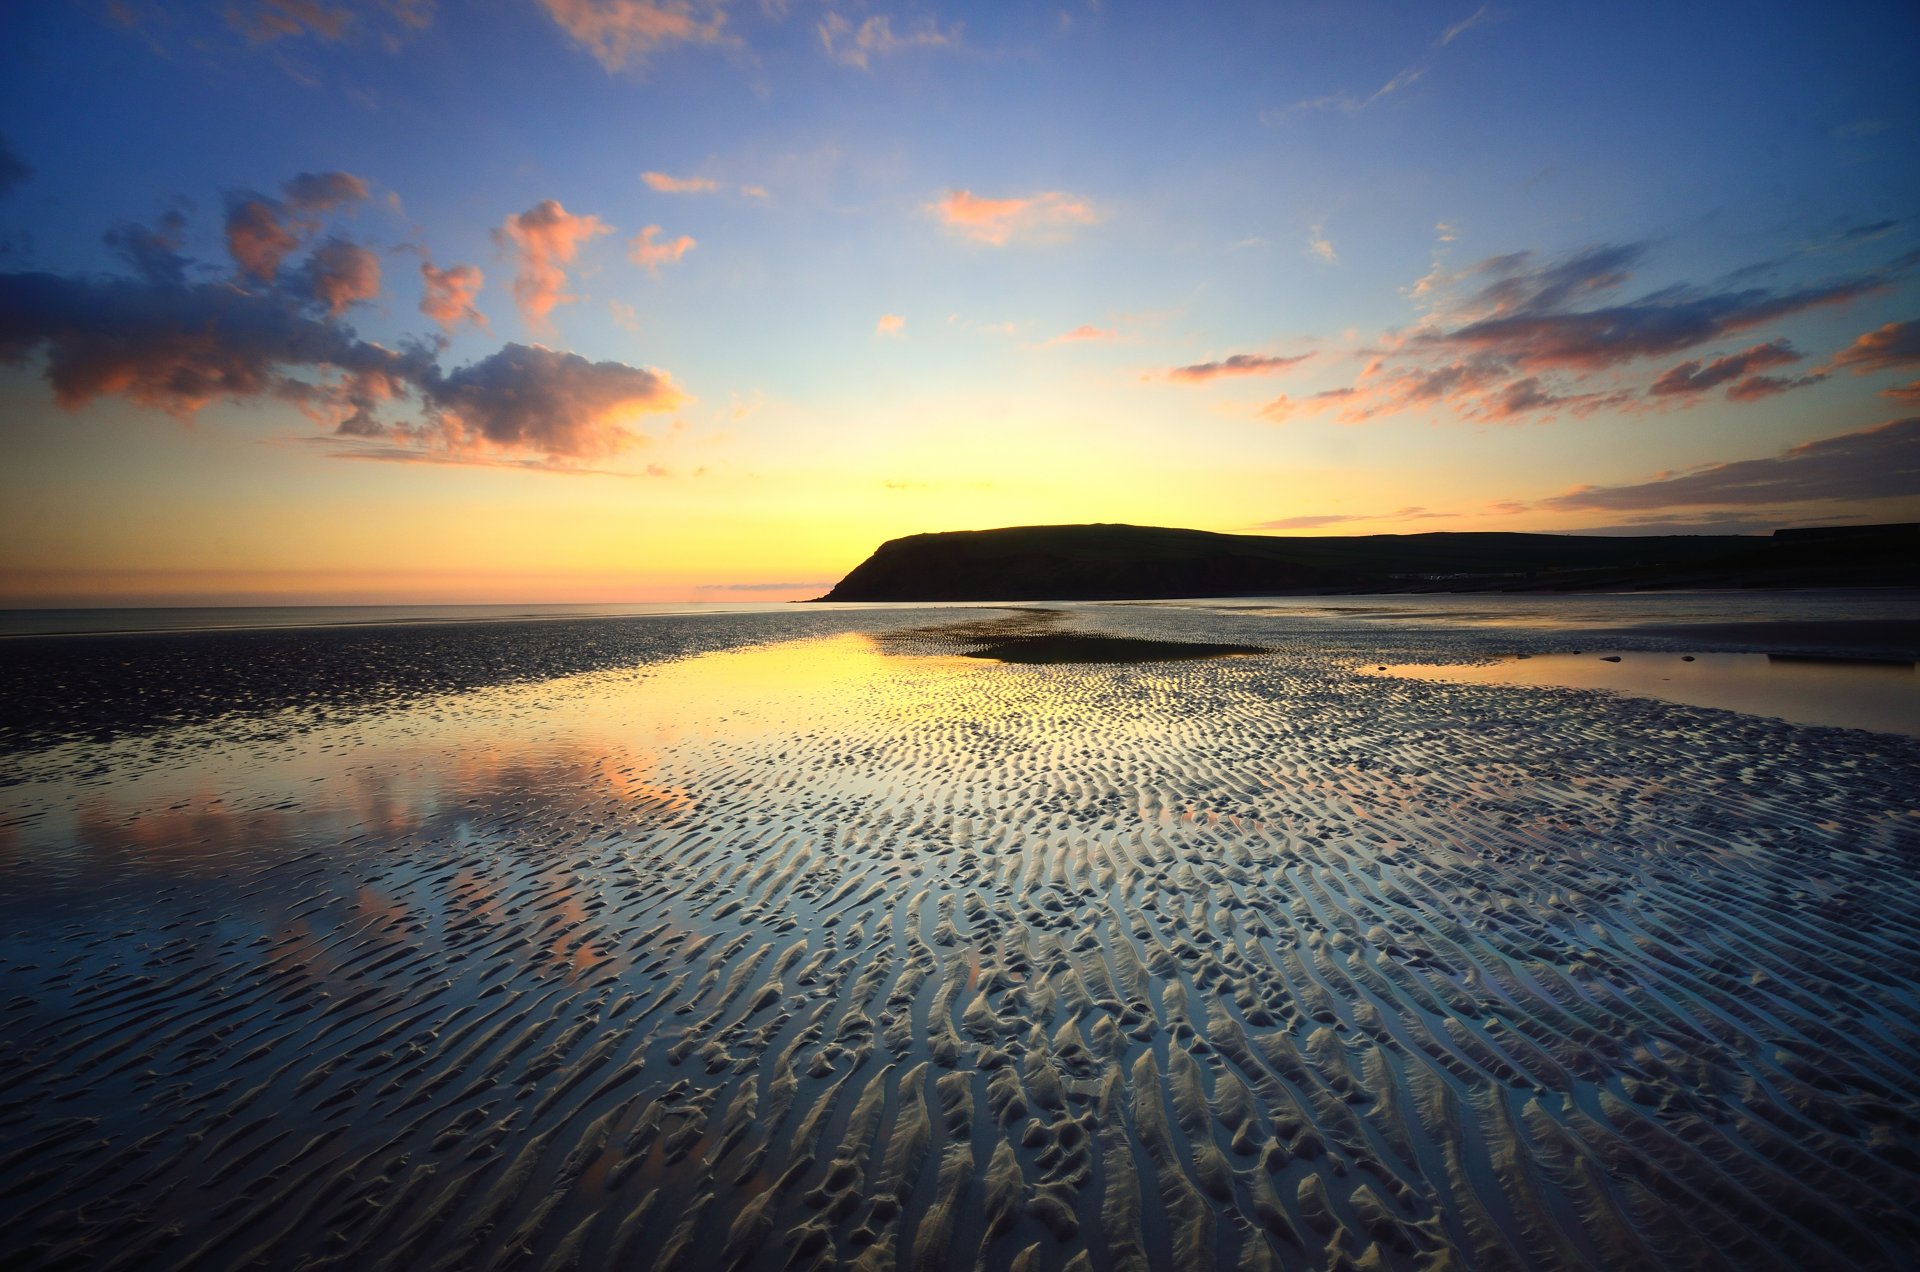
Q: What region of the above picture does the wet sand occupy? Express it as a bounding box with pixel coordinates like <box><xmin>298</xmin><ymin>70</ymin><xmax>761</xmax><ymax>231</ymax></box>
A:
<box><xmin>2</xmin><ymin>606</ymin><xmax>1918</xmax><ymax>1270</ymax></box>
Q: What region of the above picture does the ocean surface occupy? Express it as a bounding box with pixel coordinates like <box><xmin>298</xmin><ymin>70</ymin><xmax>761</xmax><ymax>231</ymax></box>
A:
<box><xmin>6</xmin><ymin>586</ymin><xmax>1918</xmax><ymax>637</ymax></box>
<box><xmin>2</xmin><ymin>594</ymin><xmax>1917</xmax><ymax>1270</ymax></box>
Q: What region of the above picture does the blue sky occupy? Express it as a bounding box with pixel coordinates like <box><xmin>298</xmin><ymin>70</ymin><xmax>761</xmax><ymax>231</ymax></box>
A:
<box><xmin>1</xmin><ymin>1</ymin><xmax>1916</xmax><ymax>602</ymax></box>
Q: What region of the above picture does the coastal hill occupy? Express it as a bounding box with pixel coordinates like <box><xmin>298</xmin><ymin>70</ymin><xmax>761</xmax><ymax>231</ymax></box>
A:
<box><xmin>818</xmin><ymin>521</ymin><xmax>1920</xmax><ymax>601</ymax></box>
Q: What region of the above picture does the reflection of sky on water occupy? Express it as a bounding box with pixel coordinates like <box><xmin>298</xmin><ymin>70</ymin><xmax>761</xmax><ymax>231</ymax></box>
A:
<box><xmin>1152</xmin><ymin>588</ymin><xmax>1920</xmax><ymax>631</ymax></box>
<box><xmin>1372</xmin><ymin>650</ymin><xmax>1920</xmax><ymax>737</ymax></box>
<box><xmin>0</xmin><ymin>634</ymin><xmax>965</xmax><ymax>894</ymax></box>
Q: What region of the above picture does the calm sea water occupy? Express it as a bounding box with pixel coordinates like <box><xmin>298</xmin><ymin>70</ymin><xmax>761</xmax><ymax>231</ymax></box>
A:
<box><xmin>0</xmin><ymin>600</ymin><xmax>936</xmax><ymax>638</ymax></box>
<box><xmin>7</xmin><ymin>587</ymin><xmax>1917</xmax><ymax>638</ymax></box>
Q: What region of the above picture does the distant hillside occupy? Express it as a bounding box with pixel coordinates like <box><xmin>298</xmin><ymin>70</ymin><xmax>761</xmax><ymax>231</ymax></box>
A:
<box><xmin>817</xmin><ymin>522</ymin><xmax>1920</xmax><ymax>601</ymax></box>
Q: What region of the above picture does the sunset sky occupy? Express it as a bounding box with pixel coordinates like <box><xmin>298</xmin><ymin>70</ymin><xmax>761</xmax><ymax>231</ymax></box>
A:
<box><xmin>2</xmin><ymin>1</ymin><xmax>1917</xmax><ymax>604</ymax></box>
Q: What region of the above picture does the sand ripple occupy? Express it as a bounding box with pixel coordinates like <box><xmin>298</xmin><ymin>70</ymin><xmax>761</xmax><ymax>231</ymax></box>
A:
<box><xmin>2</xmin><ymin>610</ymin><xmax>1917</xmax><ymax>1270</ymax></box>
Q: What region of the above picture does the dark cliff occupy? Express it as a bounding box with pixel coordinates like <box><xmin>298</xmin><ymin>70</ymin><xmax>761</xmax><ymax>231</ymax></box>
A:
<box><xmin>818</xmin><ymin>522</ymin><xmax>1920</xmax><ymax>601</ymax></box>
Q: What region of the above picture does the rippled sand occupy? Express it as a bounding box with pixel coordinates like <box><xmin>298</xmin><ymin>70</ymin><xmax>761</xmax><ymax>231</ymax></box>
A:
<box><xmin>3</xmin><ymin>609</ymin><xmax>1917</xmax><ymax>1270</ymax></box>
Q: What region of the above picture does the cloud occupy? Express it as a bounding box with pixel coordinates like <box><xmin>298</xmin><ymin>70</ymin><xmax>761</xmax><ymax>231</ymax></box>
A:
<box><xmin>1291</xmin><ymin>240</ymin><xmax>1910</xmax><ymax>428</ymax></box>
<box><xmin>875</xmin><ymin>313</ymin><xmax>905</xmax><ymax>337</ymax></box>
<box><xmin>627</xmin><ymin>224</ymin><xmax>695</xmax><ymax>274</ymax></box>
<box><xmin>223</xmin><ymin>171</ymin><xmax>371</xmax><ymax>282</ymax></box>
<box><xmin>819</xmin><ymin>13</ymin><xmax>959</xmax><ymax>69</ymax></box>
<box><xmin>420</xmin><ymin>260</ymin><xmax>485</xmax><ymax>331</ymax></box>
<box><xmin>224</xmin><ymin>196</ymin><xmax>304</xmax><ymax>281</ymax></box>
<box><xmin>1460</xmin><ymin>243</ymin><xmax>1645</xmax><ymax>318</ymax></box>
<box><xmin>928</xmin><ymin>189</ymin><xmax>1097</xmax><ymax>246</ymax></box>
<box><xmin>1426</xmin><ymin>273</ymin><xmax>1885</xmax><ymax>373</ymax></box>
<box><xmin>0</xmin><ymin>264</ymin><xmax>415</xmax><ymax>425</ymax></box>
<box><xmin>641</xmin><ymin>171</ymin><xmax>720</xmax><ymax>194</ymax></box>
<box><xmin>228</xmin><ymin>0</ymin><xmax>352</xmax><ymax>43</ymax></box>
<box><xmin>1828</xmin><ymin>318</ymin><xmax>1920</xmax><ymax>373</ymax></box>
<box><xmin>106</xmin><ymin>209</ymin><xmax>190</xmax><ymax>286</ymax></box>
<box><xmin>1724</xmin><ymin>371</ymin><xmax>1828</xmax><ymax>403</ymax></box>
<box><xmin>1439</xmin><ymin>3</ymin><xmax>1492</xmax><ymax>44</ymax></box>
<box><xmin>1882</xmin><ymin>380</ymin><xmax>1920</xmax><ymax>406</ymax></box>
<box><xmin>1541</xmin><ymin>417</ymin><xmax>1920</xmax><ymax>510</ymax></box>
<box><xmin>282</xmin><ymin>170</ymin><xmax>370</xmax><ymax>210</ymax></box>
<box><xmin>422</xmin><ymin>342</ymin><xmax>681</xmax><ymax>459</ymax></box>
<box><xmin>0</xmin><ymin>135</ymin><xmax>31</xmax><ymax>199</ymax></box>
<box><xmin>1307</xmin><ymin>225</ymin><xmax>1337</xmax><ymax>265</ymax></box>
<box><xmin>537</xmin><ymin>0</ymin><xmax>728</xmax><ymax>70</ymax></box>
<box><xmin>0</xmin><ymin>211</ymin><xmax>682</xmax><ymax>466</ymax></box>
<box><xmin>301</xmin><ymin>238</ymin><xmax>381</xmax><ymax>316</ymax></box>
<box><xmin>1271</xmin><ymin>5</ymin><xmax>1492</xmax><ymax>118</ymax></box>
<box><xmin>1045</xmin><ymin>324</ymin><xmax>1116</xmax><ymax>345</ymax></box>
<box><xmin>495</xmin><ymin>199</ymin><xmax>609</xmax><ymax>330</ymax></box>
<box><xmin>1647</xmin><ymin>339</ymin><xmax>1802</xmax><ymax>397</ymax></box>
<box><xmin>1254</xmin><ymin>506</ymin><xmax>1448</xmax><ymax>530</ymax></box>
<box><xmin>1167</xmin><ymin>352</ymin><xmax>1312</xmax><ymax>382</ymax></box>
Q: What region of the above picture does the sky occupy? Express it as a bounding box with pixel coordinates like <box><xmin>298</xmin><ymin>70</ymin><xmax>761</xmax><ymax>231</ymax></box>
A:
<box><xmin>1</xmin><ymin>0</ymin><xmax>1916</xmax><ymax>605</ymax></box>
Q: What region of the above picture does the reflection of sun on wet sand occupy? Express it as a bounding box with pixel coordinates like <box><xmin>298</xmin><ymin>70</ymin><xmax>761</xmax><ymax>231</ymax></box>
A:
<box><xmin>2</xmin><ymin>609</ymin><xmax>1918</xmax><ymax>1270</ymax></box>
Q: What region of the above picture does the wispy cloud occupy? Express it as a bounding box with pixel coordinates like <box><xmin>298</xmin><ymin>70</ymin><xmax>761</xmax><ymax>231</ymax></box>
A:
<box><xmin>1167</xmin><ymin>352</ymin><xmax>1312</xmax><ymax>383</ymax></box>
<box><xmin>1042</xmin><ymin>323</ymin><xmax>1117</xmax><ymax>346</ymax></box>
<box><xmin>1541</xmin><ymin>417</ymin><xmax>1920</xmax><ymax>510</ymax></box>
<box><xmin>1252</xmin><ymin>241</ymin><xmax>1898</xmax><ymax>427</ymax></box>
<box><xmin>1254</xmin><ymin>506</ymin><xmax>1449</xmax><ymax>530</ymax></box>
<box><xmin>627</xmin><ymin>224</ymin><xmax>695</xmax><ymax>274</ymax></box>
<box><xmin>874</xmin><ymin>313</ymin><xmax>905</xmax><ymax>337</ymax></box>
<box><xmin>1647</xmin><ymin>339</ymin><xmax>1803</xmax><ymax>397</ymax></box>
<box><xmin>1307</xmin><ymin>224</ymin><xmax>1338</xmax><ymax>265</ymax></box>
<box><xmin>1828</xmin><ymin>318</ymin><xmax>1920</xmax><ymax>373</ymax></box>
<box><xmin>537</xmin><ymin>0</ymin><xmax>728</xmax><ymax>71</ymax></box>
<box><xmin>1269</xmin><ymin>5</ymin><xmax>1496</xmax><ymax>119</ymax></box>
<box><xmin>927</xmin><ymin>188</ymin><xmax>1098</xmax><ymax>246</ymax></box>
<box><xmin>818</xmin><ymin>13</ymin><xmax>959</xmax><ymax>69</ymax></box>
<box><xmin>639</xmin><ymin>170</ymin><xmax>769</xmax><ymax>199</ymax></box>
<box><xmin>641</xmin><ymin>170</ymin><xmax>719</xmax><ymax>194</ymax></box>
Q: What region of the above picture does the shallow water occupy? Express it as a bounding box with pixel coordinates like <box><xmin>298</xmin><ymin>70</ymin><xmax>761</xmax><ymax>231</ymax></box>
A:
<box><xmin>1372</xmin><ymin>650</ymin><xmax>1920</xmax><ymax>737</ymax></box>
<box><xmin>2</xmin><ymin>611</ymin><xmax>1918</xmax><ymax>1270</ymax></box>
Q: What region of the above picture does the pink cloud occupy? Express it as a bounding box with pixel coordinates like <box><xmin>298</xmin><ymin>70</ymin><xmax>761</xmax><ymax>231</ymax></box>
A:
<box><xmin>1167</xmin><ymin>352</ymin><xmax>1311</xmax><ymax>382</ymax></box>
<box><xmin>819</xmin><ymin>13</ymin><xmax>958</xmax><ymax>69</ymax></box>
<box><xmin>627</xmin><ymin>224</ymin><xmax>695</xmax><ymax>274</ymax></box>
<box><xmin>303</xmin><ymin>239</ymin><xmax>381</xmax><ymax>317</ymax></box>
<box><xmin>1046</xmin><ymin>324</ymin><xmax>1117</xmax><ymax>345</ymax></box>
<box><xmin>1828</xmin><ymin>319</ymin><xmax>1920</xmax><ymax>373</ymax></box>
<box><xmin>228</xmin><ymin>0</ymin><xmax>352</xmax><ymax>43</ymax></box>
<box><xmin>2</xmin><ymin>211</ymin><xmax>683</xmax><ymax>469</ymax></box>
<box><xmin>1647</xmin><ymin>340</ymin><xmax>1802</xmax><ymax>397</ymax></box>
<box><xmin>642</xmin><ymin>171</ymin><xmax>720</xmax><ymax>194</ymax></box>
<box><xmin>224</xmin><ymin>197</ymin><xmax>302</xmax><ymax>281</ymax></box>
<box><xmin>928</xmin><ymin>188</ymin><xmax>1097</xmax><ymax>246</ymax></box>
<box><xmin>223</xmin><ymin>172</ymin><xmax>371</xmax><ymax>282</ymax></box>
<box><xmin>495</xmin><ymin>199</ymin><xmax>610</xmax><ymax>330</ymax></box>
<box><xmin>421</xmin><ymin>342</ymin><xmax>683</xmax><ymax>460</ymax></box>
<box><xmin>420</xmin><ymin>260</ymin><xmax>486</xmax><ymax>331</ymax></box>
<box><xmin>875</xmin><ymin>313</ymin><xmax>905</xmax><ymax>337</ymax></box>
<box><xmin>537</xmin><ymin>0</ymin><xmax>727</xmax><ymax>70</ymax></box>
<box><xmin>1882</xmin><ymin>379</ymin><xmax>1920</xmax><ymax>405</ymax></box>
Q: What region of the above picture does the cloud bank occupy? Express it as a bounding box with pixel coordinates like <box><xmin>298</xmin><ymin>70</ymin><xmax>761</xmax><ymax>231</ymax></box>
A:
<box><xmin>1541</xmin><ymin>417</ymin><xmax>1920</xmax><ymax>510</ymax></box>
<box><xmin>0</xmin><ymin>202</ymin><xmax>681</xmax><ymax>469</ymax></box>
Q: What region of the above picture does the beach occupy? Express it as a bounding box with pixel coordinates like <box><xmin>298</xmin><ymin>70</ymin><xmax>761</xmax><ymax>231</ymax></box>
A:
<box><xmin>2</xmin><ymin>599</ymin><xmax>1917</xmax><ymax>1270</ymax></box>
